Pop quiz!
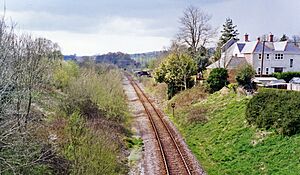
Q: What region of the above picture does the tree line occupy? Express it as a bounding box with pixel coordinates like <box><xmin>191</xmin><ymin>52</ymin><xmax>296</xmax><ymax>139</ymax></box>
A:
<box><xmin>0</xmin><ymin>16</ymin><xmax>130</xmax><ymax>174</ymax></box>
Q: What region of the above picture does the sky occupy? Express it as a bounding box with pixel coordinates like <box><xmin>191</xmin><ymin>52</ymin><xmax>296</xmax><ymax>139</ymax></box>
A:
<box><xmin>1</xmin><ymin>0</ymin><xmax>300</xmax><ymax>56</ymax></box>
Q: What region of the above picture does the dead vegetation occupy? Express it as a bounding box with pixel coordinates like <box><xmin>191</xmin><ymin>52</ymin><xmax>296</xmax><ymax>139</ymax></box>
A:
<box><xmin>187</xmin><ymin>108</ymin><xmax>208</xmax><ymax>124</ymax></box>
<box><xmin>168</xmin><ymin>85</ymin><xmax>207</xmax><ymax>110</ymax></box>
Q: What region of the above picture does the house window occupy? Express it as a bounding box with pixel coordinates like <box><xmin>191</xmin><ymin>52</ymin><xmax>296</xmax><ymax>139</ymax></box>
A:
<box><xmin>275</xmin><ymin>53</ymin><xmax>284</xmax><ymax>59</ymax></box>
<box><xmin>290</xmin><ymin>59</ymin><xmax>294</xmax><ymax>68</ymax></box>
<box><xmin>257</xmin><ymin>67</ymin><xmax>261</xmax><ymax>75</ymax></box>
<box><xmin>266</xmin><ymin>54</ymin><xmax>270</xmax><ymax>60</ymax></box>
<box><xmin>274</xmin><ymin>67</ymin><xmax>283</xmax><ymax>73</ymax></box>
<box><xmin>266</xmin><ymin>67</ymin><xmax>269</xmax><ymax>75</ymax></box>
<box><xmin>258</xmin><ymin>54</ymin><xmax>262</xmax><ymax>59</ymax></box>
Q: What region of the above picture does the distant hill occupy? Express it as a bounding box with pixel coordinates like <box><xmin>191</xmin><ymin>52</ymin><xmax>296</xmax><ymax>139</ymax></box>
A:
<box><xmin>64</xmin><ymin>51</ymin><xmax>167</xmax><ymax>69</ymax></box>
<box><xmin>95</xmin><ymin>52</ymin><xmax>139</xmax><ymax>68</ymax></box>
<box><xmin>130</xmin><ymin>51</ymin><xmax>168</xmax><ymax>67</ymax></box>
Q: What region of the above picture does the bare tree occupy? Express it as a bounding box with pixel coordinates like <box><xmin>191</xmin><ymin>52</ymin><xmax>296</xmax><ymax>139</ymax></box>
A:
<box><xmin>178</xmin><ymin>6</ymin><xmax>215</xmax><ymax>57</ymax></box>
<box><xmin>291</xmin><ymin>35</ymin><xmax>300</xmax><ymax>47</ymax></box>
<box><xmin>0</xmin><ymin>17</ymin><xmax>63</xmax><ymax>174</ymax></box>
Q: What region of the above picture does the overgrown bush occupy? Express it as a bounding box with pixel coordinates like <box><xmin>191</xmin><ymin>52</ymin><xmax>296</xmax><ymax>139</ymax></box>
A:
<box><xmin>246</xmin><ymin>89</ymin><xmax>300</xmax><ymax>136</ymax></box>
<box><xmin>207</xmin><ymin>68</ymin><xmax>229</xmax><ymax>93</ymax></box>
<box><xmin>0</xmin><ymin>17</ymin><xmax>63</xmax><ymax>174</ymax></box>
<box><xmin>272</xmin><ymin>71</ymin><xmax>300</xmax><ymax>82</ymax></box>
<box><xmin>235</xmin><ymin>64</ymin><xmax>255</xmax><ymax>88</ymax></box>
<box><xmin>55</xmin><ymin>64</ymin><xmax>129</xmax><ymax>174</ymax></box>
<box><xmin>63</xmin><ymin>112</ymin><xmax>122</xmax><ymax>175</ymax></box>
<box><xmin>154</xmin><ymin>52</ymin><xmax>197</xmax><ymax>99</ymax></box>
<box><xmin>53</xmin><ymin>61</ymin><xmax>79</xmax><ymax>89</ymax></box>
<box><xmin>227</xmin><ymin>83</ymin><xmax>238</xmax><ymax>92</ymax></box>
<box><xmin>63</xmin><ymin>67</ymin><xmax>127</xmax><ymax>122</ymax></box>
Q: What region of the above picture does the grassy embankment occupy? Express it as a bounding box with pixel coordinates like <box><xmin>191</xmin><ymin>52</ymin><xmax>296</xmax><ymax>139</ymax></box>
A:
<box><xmin>143</xmin><ymin>78</ymin><xmax>300</xmax><ymax>175</ymax></box>
<box><xmin>38</xmin><ymin>62</ymin><xmax>132</xmax><ymax>174</ymax></box>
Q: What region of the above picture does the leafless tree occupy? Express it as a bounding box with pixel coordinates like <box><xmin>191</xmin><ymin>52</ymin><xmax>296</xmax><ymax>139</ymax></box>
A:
<box><xmin>0</xmin><ymin>17</ymin><xmax>63</xmax><ymax>174</ymax></box>
<box><xmin>178</xmin><ymin>6</ymin><xmax>215</xmax><ymax>57</ymax></box>
<box><xmin>291</xmin><ymin>35</ymin><xmax>300</xmax><ymax>47</ymax></box>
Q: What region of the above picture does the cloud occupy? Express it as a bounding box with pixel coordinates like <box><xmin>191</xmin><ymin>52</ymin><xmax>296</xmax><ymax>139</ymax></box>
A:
<box><xmin>6</xmin><ymin>10</ymin><xmax>103</xmax><ymax>33</ymax></box>
<box><xmin>30</xmin><ymin>30</ymin><xmax>170</xmax><ymax>55</ymax></box>
<box><xmin>2</xmin><ymin>0</ymin><xmax>300</xmax><ymax>55</ymax></box>
<box><xmin>203</xmin><ymin>0</ymin><xmax>300</xmax><ymax>39</ymax></box>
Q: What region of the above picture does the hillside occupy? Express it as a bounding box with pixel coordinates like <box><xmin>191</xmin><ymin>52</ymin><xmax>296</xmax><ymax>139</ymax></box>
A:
<box><xmin>144</xmin><ymin>81</ymin><xmax>300</xmax><ymax>174</ymax></box>
<box><xmin>130</xmin><ymin>51</ymin><xmax>167</xmax><ymax>67</ymax></box>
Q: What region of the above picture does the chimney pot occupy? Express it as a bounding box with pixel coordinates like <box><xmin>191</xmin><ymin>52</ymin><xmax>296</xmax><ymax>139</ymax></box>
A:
<box><xmin>269</xmin><ymin>33</ymin><xmax>274</xmax><ymax>42</ymax></box>
<box><xmin>257</xmin><ymin>37</ymin><xmax>261</xmax><ymax>42</ymax></box>
<box><xmin>244</xmin><ymin>33</ymin><xmax>249</xmax><ymax>42</ymax></box>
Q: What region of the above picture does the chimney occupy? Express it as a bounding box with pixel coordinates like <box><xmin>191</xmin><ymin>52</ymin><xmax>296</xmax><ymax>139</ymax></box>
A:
<box><xmin>257</xmin><ymin>37</ymin><xmax>261</xmax><ymax>42</ymax></box>
<box><xmin>269</xmin><ymin>33</ymin><xmax>274</xmax><ymax>42</ymax></box>
<box><xmin>244</xmin><ymin>33</ymin><xmax>249</xmax><ymax>42</ymax></box>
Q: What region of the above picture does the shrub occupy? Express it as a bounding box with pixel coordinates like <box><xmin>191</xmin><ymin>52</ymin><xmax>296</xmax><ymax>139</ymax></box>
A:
<box><xmin>272</xmin><ymin>72</ymin><xmax>300</xmax><ymax>82</ymax></box>
<box><xmin>227</xmin><ymin>83</ymin><xmax>238</xmax><ymax>92</ymax></box>
<box><xmin>63</xmin><ymin>112</ymin><xmax>121</xmax><ymax>175</ymax></box>
<box><xmin>246</xmin><ymin>89</ymin><xmax>300</xmax><ymax>136</ymax></box>
<box><xmin>63</xmin><ymin>67</ymin><xmax>127</xmax><ymax>122</ymax></box>
<box><xmin>207</xmin><ymin>68</ymin><xmax>229</xmax><ymax>93</ymax></box>
<box><xmin>55</xmin><ymin>64</ymin><xmax>129</xmax><ymax>174</ymax></box>
<box><xmin>235</xmin><ymin>64</ymin><xmax>255</xmax><ymax>87</ymax></box>
<box><xmin>53</xmin><ymin>61</ymin><xmax>79</xmax><ymax>89</ymax></box>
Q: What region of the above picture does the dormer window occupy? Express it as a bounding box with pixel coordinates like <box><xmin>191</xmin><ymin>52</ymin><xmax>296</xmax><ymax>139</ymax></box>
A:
<box><xmin>275</xmin><ymin>53</ymin><xmax>283</xmax><ymax>60</ymax></box>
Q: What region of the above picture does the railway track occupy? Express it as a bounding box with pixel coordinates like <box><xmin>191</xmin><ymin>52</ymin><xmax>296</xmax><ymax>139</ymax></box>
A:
<box><xmin>126</xmin><ymin>74</ymin><xmax>193</xmax><ymax>175</ymax></box>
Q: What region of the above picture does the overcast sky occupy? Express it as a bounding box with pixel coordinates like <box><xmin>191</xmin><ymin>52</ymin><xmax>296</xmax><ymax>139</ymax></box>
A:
<box><xmin>2</xmin><ymin>0</ymin><xmax>300</xmax><ymax>55</ymax></box>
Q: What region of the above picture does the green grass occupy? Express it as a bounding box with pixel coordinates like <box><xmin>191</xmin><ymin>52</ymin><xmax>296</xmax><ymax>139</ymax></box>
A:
<box><xmin>166</xmin><ymin>91</ymin><xmax>300</xmax><ymax>174</ymax></box>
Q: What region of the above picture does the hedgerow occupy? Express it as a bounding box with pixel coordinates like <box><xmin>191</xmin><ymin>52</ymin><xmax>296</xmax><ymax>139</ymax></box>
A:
<box><xmin>246</xmin><ymin>88</ymin><xmax>300</xmax><ymax>136</ymax></box>
<box><xmin>272</xmin><ymin>72</ymin><xmax>300</xmax><ymax>82</ymax></box>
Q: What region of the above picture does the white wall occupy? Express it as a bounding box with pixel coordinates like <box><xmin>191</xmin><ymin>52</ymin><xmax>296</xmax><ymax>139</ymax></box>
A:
<box><xmin>252</xmin><ymin>52</ymin><xmax>300</xmax><ymax>75</ymax></box>
<box><xmin>287</xmin><ymin>83</ymin><xmax>300</xmax><ymax>91</ymax></box>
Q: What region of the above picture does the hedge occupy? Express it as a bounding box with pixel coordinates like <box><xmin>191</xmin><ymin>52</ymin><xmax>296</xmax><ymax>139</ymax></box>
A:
<box><xmin>272</xmin><ymin>72</ymin><xmax>300</xmax><ymax>82</ymax></box>
<box><xmin>207</xmin><ymin>68</ymin><xmax>229</xmax><ymax>93</ymax></box>
<box><xmin>246</xmin><ymin>88</ymin><xmax>300</xmax><ymax>136</ymax></box>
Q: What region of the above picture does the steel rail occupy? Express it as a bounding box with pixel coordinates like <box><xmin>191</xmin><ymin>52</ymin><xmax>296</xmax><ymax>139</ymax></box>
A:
<box><xmin>127</xmin><ymin>74</ymin><xmax>192</xmax><ymax>175</ymax></box>
<box><xmin>128</xmin><ymin>75</ymin><xmax>170</xmax><ymax>175</ymax></box>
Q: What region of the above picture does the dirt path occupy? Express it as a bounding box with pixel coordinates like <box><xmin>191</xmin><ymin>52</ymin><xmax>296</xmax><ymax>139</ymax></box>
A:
<box><xmin>123</xmin><ymin>77</ymin><xmax>206</xmax><ymax>175</ymax></box>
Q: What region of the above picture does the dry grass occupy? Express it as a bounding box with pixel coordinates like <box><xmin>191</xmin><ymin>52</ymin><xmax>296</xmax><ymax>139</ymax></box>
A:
<box><xmin>141</xmin><ymin>77</ymin><xmax>168</xmax><ymax>102</ymax></box>
<box><xmin>168</xmin><ymin>85</ymin><xmax>208</xmax><ymax>110</ymax></box>
<box><xmin>187</xmin><ymin>107</ymin><xmax>208</xmax><ymax>124</ymax></box>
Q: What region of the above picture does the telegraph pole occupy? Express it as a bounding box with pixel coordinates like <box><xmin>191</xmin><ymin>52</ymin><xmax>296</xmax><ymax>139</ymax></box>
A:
<box><xmin>260</xmin><ymin>41</ymin><xmax>266</xmax><ymax>77</ymax></box>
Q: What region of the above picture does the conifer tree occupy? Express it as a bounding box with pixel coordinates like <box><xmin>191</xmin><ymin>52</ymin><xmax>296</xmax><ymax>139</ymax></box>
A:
<box><xmin>214</xmin><ymin>18</ymin><xmax>239</xmax><ymax>60</ymax></box>
<box><xmin>219</xmin><ymin>18</ymin><xmax>239</xmax><ymax>45</ymax></box>
<box><xmin>280</xmin><ymin>34</ymin><xmax>288</xmax><ymax>41</ymax></box>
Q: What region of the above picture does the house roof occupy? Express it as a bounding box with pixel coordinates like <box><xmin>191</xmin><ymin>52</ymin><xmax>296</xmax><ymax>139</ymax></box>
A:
<box><xmin>237</xmin><ymin>43</ymin><xmax>246</xmax><ymax>52</ymax></box>
<box><xmin>253</xmin><ymin>42</ymin><xmax>274</xmax><ymax>52</ymax></box>
<box><xmin>273</xmin><ymin>41</ymin><xmax>287</xmax><ymax>51</ymax></box>
<box><xmin>226</xmin><ymin>57</ymin><xmax>247</xmax><ymax>69</ymax></box>
<box><xmin>207</xmin><ymin>58</ymin><xmax>228</xmax><ymax>69</ymax></box>
<box><xmin>237</xmin><ymin>40</ymin><xmax>300</xmax><ymax>54</ymax></box>
<box><xmin>290</xmin><ymin>77</ymin><xmax>300</xmax><ymax>84</ymax></box>
<box><xmin>241</xmin><ymin>41</ymin><xmax>258</xmax><ymax>53</ymax></box>
<box><xmin>207</xmin><ymin>56</ymin><xmax>247</xmax><ymax>69</ymax></box>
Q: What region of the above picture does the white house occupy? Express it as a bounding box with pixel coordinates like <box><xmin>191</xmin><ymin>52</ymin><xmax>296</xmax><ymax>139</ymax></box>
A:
<box><xmin>207</xmin><ymin>34</ymin><xmax>300</xmax><ymax>76</ymax></box>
